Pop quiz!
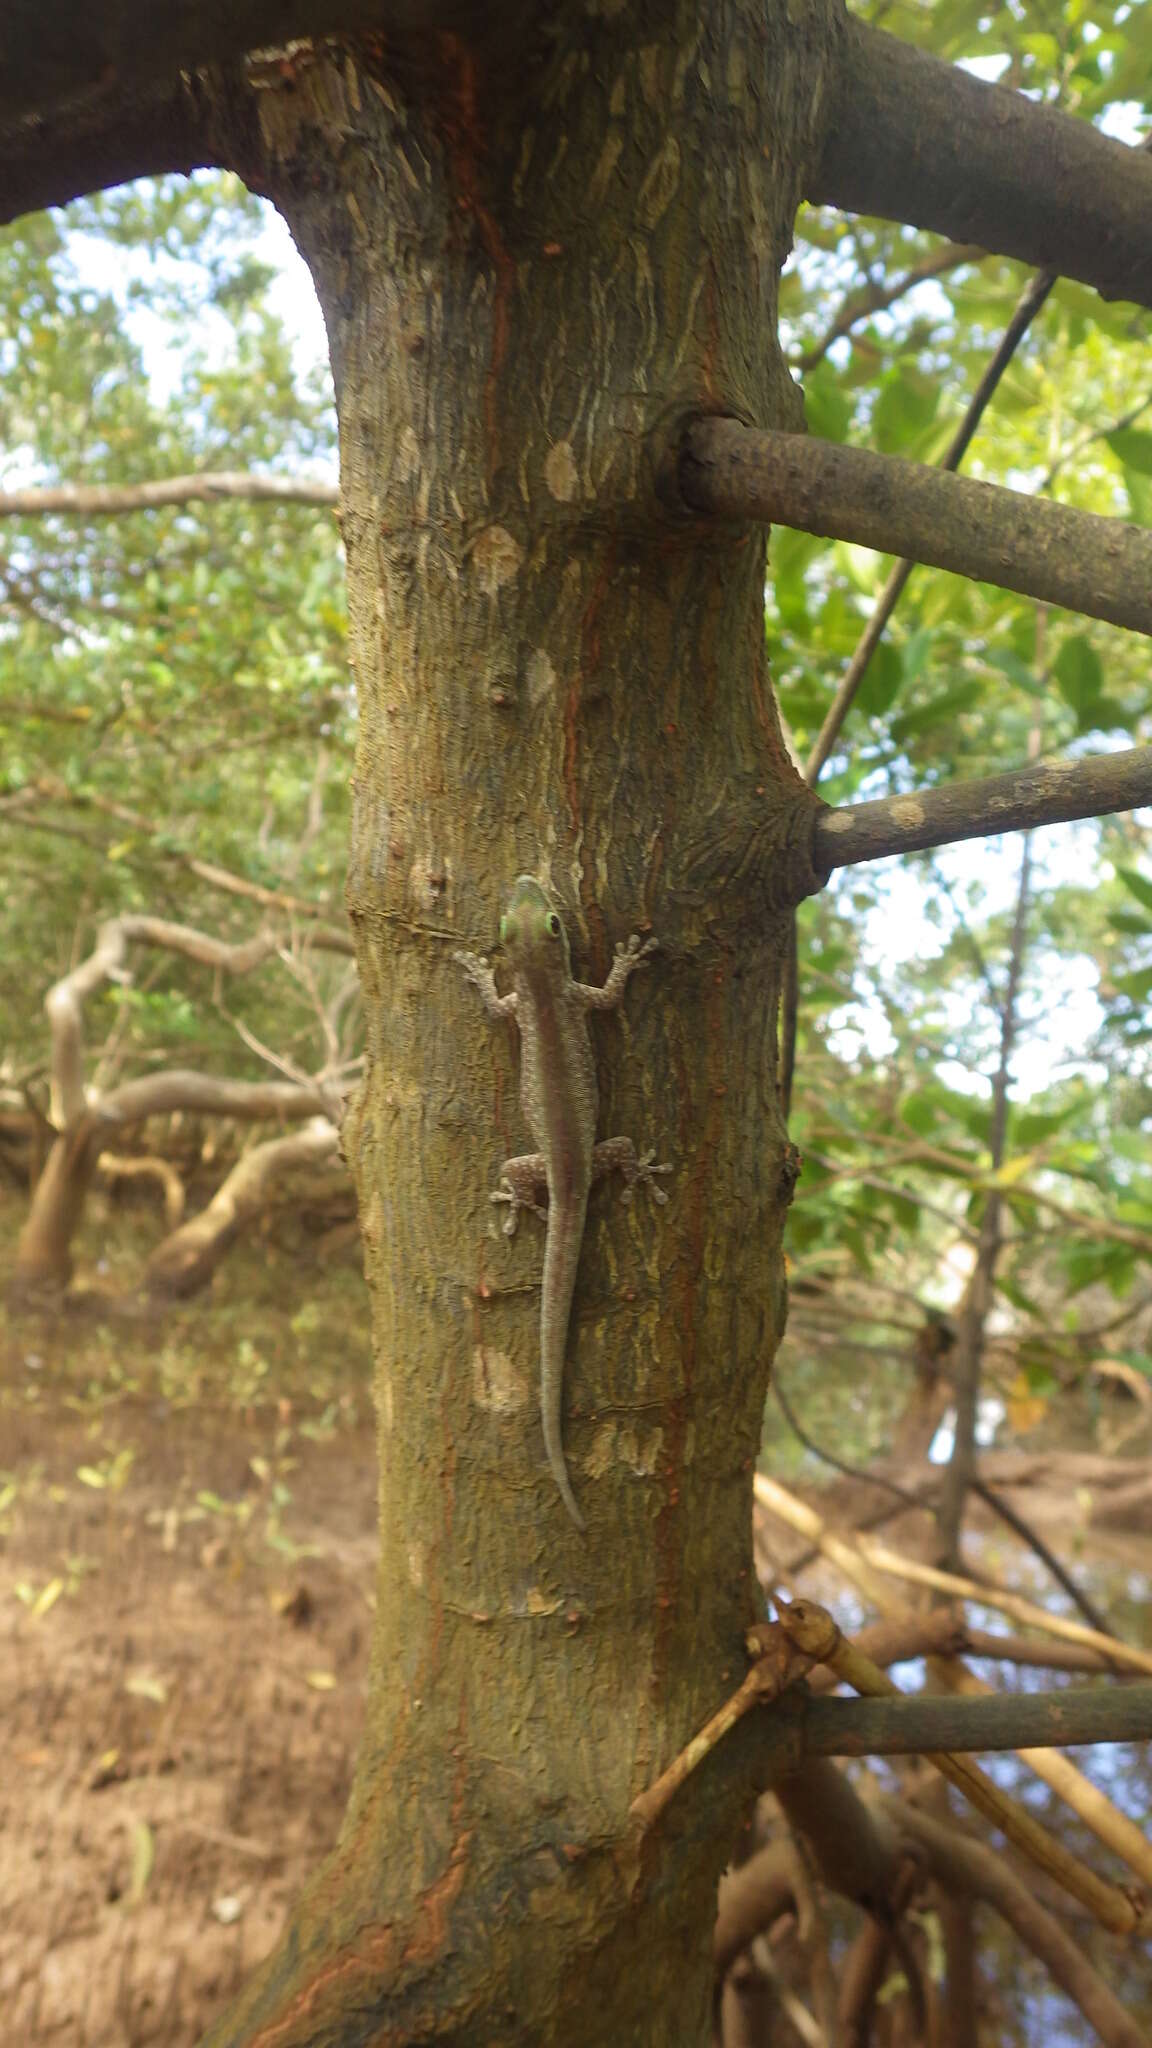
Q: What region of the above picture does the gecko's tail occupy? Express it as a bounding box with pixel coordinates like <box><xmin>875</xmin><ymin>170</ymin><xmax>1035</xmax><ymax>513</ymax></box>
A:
<box><xmin>541</xmin><ymin>1194</ymin><xmax>588</xmax><ymax>1532</ymax></box>
<box><xmin>544</xmin><ymin>1419</ymin><xmax>586</xmax><ymax>1531</ymax></box>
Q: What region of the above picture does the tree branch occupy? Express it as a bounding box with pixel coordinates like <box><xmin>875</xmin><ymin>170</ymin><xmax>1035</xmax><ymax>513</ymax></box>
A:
<box><xmin>102</xmin><ymin>1070</ymin><xmax>336</xmax><ymax>1125</ymax></box>
<box><xmin>780</xmin><ymin>1599</ymin><xmax>1139</xmax><ymax>1934</ymax></box>
<box><xmin>681</xmin><ymin>421</ymin><xmax>1152</xmax><ymax>638</ymax></box>
<box><xmin>0</xmin><ymin>1</ymin><xmax>539</xmax><ymax>222</ymax></box>
<box><xmin>888</xmin><ymin>1801</ymin><xmax>1147</xmax><ymax>2048</ymax></box>
<box><xmin>929</xmin><ymin>1656</ymin><xmax>1152</xmax><ymax>1891</ymax></box>
<box><xmin>0</xmin><ymin>473</ymin><xmax>338</xmax><ymax>518</ymax></box>
<box><xmin>809</xmin><ymin>16</ymin><xmax>1152</xmax><ymax>310</ymax></box>
<box><xmin>853</xmin><ymin>1535</ymin><xmax>1152</xmax><ymax>1680</ymax></box>
<box><xmin>144</xmin><ymin>1116</ymin><xmax>340</xmax><ymax>1298</ymax></box>
<box><xmin>800</xmin><ymin>1683</ymin><xmax>1152</xmax><ymax>1759</ymax></box>
<box><xmin>812</xmin><ymin>746</ymin><xmax>1152</xmax><ymax>871</ymax></box>
<box><xmin>1</xmin><ymin>789</ymin><xmax>350</xmax><ymax>933</ymax></box>
<box><xmin>0</xmin><ymin>1</ymin><xmax>462</xmax><ymax>126</ymax></box>
<box><xmin>0</xmin><ymin>74</ymin><xmax>214</xmax><ymax>226</ymax></box>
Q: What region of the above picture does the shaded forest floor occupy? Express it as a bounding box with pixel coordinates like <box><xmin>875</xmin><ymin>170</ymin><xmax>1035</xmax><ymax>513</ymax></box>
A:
<box><xmin>0</xmin><ymin>1189</ymin><xmax>376</xmax><ymax>2046</ymax></box>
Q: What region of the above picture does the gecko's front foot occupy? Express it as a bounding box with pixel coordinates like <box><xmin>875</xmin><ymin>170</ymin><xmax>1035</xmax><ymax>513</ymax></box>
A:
<box><xmin>616</xmin><ymin>933</ymin><xmax>659</xmax><ymax>968</ymax></box>
<box><xmin>454</xmin><ymin>948</ymin><xmax>490</xmax><ymax>986</ymax></box>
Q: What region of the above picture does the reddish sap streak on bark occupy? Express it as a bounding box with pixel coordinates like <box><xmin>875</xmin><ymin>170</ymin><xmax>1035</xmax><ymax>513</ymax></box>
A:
<box><xmin>566</xmin><ymin>547</ymin><xmax>618</xmax><ymax>833</ymax></box>
<box><xmin>244</xmin><ymin>1834</ymin><xmax>474</xmax><ymax>2047</ymax></box>
<box><xmin>435</xmin><ymin>33</ymin><xmax>517</xmax><ymax>461</ymax></box>
<box><xmin>247</xmin><ymin>1741</ymin><xmax>475</xmax><ymax>2044</ymax></box>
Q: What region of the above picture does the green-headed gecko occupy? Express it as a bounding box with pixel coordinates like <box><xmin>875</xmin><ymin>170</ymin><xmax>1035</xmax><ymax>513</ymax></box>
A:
<box><xmin>455</xmin><ymin>876</ymin><xmax>670</xmax><ymax>1529</ymax></box>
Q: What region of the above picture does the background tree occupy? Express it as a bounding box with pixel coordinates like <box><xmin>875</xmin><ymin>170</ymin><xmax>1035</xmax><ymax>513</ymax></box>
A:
<box><xmin>3</xmin><ymin>3</ymin><xmax>1152</xmax><ymax>2045</ymax></box>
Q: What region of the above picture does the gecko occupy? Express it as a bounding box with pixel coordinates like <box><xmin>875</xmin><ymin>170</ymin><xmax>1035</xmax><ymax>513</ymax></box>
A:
<box><xmin>455</xmin><ymin>876</ymin><xmax>670</xmax><ymax>1530</ymax></box>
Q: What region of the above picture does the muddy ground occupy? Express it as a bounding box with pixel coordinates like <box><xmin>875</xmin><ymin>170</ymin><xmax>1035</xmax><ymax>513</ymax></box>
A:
<box><xmin>1</xmin><ymin>1198</ymin><xmax>376</xmax><ymax>2045</ymax></box>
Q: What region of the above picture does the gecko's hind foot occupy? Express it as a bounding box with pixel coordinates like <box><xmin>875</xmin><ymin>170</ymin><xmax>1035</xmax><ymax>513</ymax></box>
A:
<box><xmin>491</xmin><ymin>1180</ymin><xmax>548</xmax><ymax>1236</ymax></box>
<box><xmin>634</xmin><ymin>1147</ymin><xmax>672</xmax><ymax>1204</ymax></box>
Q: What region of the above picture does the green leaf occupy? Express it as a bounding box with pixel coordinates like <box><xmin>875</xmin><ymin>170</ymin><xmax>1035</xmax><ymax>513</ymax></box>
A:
<box><xmin>1052</xmin><ymin>637</ymin><xmax>1103</xmax><ymax>719</ymax></box>
<box><xmin>899</xmin><ymin>627</ymin><xmax>935</xmax><ymax>687</ymax></box>
<box><xmin>800</xmin><ymin>368</ymin><xmax>852</xmax><ymax>444</ymax></box>
<box><xmin>984</xmin><ymin>648</ymin><xmax>1044</xmax><ymax>699</ymax></box>
<box><xmin>889</xmin><ymin>679</ymin><xmax>984</xmax><ymax>744</ymax></box>
<box><xmin>1011</xmin><ymin>1101</ymin><xmax>1087</xmax><ymax>1146</ymax></box>
<box><xmin>854</xmin><ymin>641</ymin><xmax>904</xmax><ymax>717</ymax></box>
<box><xmin>128</xmin><ymin>1821</ymin><xmax>155</xmax><ymax>1906</ymax></box>
<box><xmin>1107</xmin><ymin>428</ymin><xmax>1152</xmax><ymax>477</ymax></box>
<box><xmin>1112</xmin><ymin>966</ymin><xmax>1152</xmax><ymax>1004</ymax></box>
<box><xmin>873</xmin><ymin>369</ymin><xmax>940</xmax><ymax>454</ymax></box>
<box><xmin>1115</xmin><ymin>866</ymin><xmax>1152</xmax><ymax>915</ymax></box>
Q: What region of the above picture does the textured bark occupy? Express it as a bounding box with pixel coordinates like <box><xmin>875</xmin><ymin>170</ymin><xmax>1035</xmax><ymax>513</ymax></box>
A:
<box><xmin>194</xmin><ymin>4</ymin><xmax>839</xmax><ymax>2043</ymax></box>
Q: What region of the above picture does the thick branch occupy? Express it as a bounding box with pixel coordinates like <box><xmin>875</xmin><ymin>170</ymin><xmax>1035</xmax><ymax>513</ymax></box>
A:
<box><xmin>0</xmin><ymin>473</ymin><xmax>338</xmax><ymax>518</ymax></box>
<box><xmin>0</xmin><ymin>1</ymin><xmax>464</xmax><ymax>125</ymax></box>
<box><xmin>810</xmin><ymin>17</ymin><xmax>1152</xmax><ymax>310</ymax></box>
<box><xmin>0</xmin><ymin>74</ymin><xmax>213</xmax><ymax>225</ymax></box>
<box><xmin>0</xmin><ymin>1</ymin><xmax>537</xmax><ymax>222</ymax></box>
<box><xmin>813</xmin><ymin>747</ymin><xmax>1152</xmax><ymax>871</ymax></box>
<box><xmin>681</xmin><ymin>421</ymin><xmax>1152</xmax><ymax>638</ymax></box>
<box><xmin>144</xmin><ymin>1117</ymin><xmax>340</xmax><ymax>1298</ymax></box>
<box><xmin>101</xmin><ymin>1071</ymin><xmax>336</xmax><ymax>1125</ymax></box>
<box><xmin>800</xmin><ymin>1683</ymin><xmax>1152</xmax><ymax>1759</ymax></box>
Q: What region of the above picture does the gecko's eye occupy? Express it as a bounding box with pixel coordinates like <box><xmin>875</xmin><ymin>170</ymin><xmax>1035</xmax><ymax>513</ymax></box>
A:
<box><xmin>547</xmin><ymin>913</ymin><xmax>562</xmax><ymax>938</ymax></box>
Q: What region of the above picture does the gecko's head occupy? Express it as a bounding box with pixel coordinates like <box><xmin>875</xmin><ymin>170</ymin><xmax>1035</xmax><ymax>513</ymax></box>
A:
<box><xmin>501</xmin><ymin>875</ymin><xmax>571</xmax><ymax>977</ymax></box>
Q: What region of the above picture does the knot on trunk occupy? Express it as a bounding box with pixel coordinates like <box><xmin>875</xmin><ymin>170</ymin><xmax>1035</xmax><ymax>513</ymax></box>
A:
<box><xmin>675</xmin><ymin>777</ymin><xmax>831</xmax><ymax>923</ymax></box>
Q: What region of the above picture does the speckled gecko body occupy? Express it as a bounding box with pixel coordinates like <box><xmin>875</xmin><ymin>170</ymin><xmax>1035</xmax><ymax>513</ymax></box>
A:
<box><xmin>455</xmin><ymin>876</ymin><xmax>669</xmax><ymax>1529</ymax></box>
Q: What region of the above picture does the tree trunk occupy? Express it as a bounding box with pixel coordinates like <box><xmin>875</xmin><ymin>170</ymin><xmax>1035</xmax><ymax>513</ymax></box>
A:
<box><xmin>9</xmin><ymin>1114</ymin><xmax>104</xmax><ymax>1301</ymax></box>
<box><xmin>203</xmin><ymin>3</ymin><xmax>839</xmax><ymax>2039</ymax></box>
